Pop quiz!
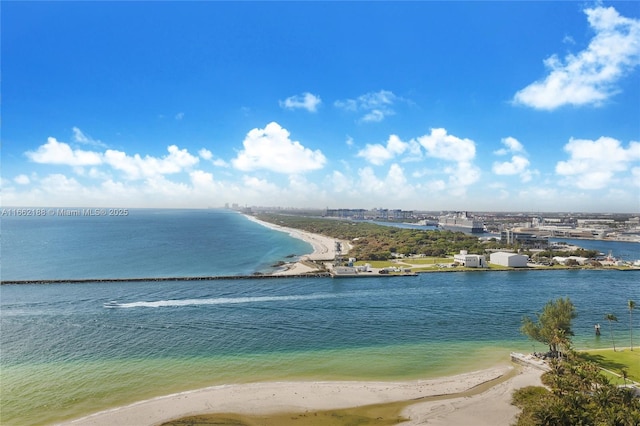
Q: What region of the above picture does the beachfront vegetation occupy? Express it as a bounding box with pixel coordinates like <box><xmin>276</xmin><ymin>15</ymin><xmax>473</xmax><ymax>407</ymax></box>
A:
<box><xmin>512</xmin><ymin>353</ymin><xmax>640</xmax><ymax>426</ymax></box>
<box><xmin>255</xmin><ymin>213</ymin><xmax>493</xmax><ymax>261</ymax></box>
<box><xmin>521</xmin><ymin>298</ymin><xmax>577</xmax><ymax>357</ymax></box>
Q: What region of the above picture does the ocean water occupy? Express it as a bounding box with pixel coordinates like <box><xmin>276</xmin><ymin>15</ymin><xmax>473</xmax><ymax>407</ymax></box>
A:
<box><xmin>1</xmin><ymin>209</ymin><xmax>312</xmax><ymax>280</ymax></box>
<box><xmin>1</xmin><ymin>209</ymin><xmax>639</xmax><ymax>426</ymax></box>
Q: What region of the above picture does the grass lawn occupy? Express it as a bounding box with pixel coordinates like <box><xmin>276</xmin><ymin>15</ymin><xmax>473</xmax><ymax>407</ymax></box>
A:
<box><xmin>579</xmin><ymin>348</ymin><xmax>640</xmax><ymax>384</ymax></box>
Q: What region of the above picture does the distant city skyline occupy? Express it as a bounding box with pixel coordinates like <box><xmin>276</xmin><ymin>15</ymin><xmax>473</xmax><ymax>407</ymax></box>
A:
<box><xmin>2</xmin><ymin>2</ymin><xmax>639</xmax><ymax>213</ymax></box>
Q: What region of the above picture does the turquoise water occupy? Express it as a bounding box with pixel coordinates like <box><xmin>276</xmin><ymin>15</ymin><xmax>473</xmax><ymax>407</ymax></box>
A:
<box><xmin>1</xmin><ymin>210</ymin><xmax>639</xmax><ymax>425</ymax></box>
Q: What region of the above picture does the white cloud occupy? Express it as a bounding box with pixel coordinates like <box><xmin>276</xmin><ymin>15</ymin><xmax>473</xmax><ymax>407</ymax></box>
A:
<box><xmin>175</xmin><ymin>112</ymin><xmax>185</xmax><ymax>120</ymax></box>
<box><xmin>492</xmin><ymin>137</ymin><xmax>535</xmax><ymax>182</ymax></box>
<box><xmin>242</xmin><ymin>175</ymin><xmax>280</xmax><ymax>193</ymax></box>
<box><xmin>279</xmin><ymin>92</ymin><xmax>322</xmax><ymax>112</ymax></box>
<box><xmin>514</xmin><ymin>6</ymin><xmax>640</xmax><ymax>110</ymax></box>
<box><xmin>190</xmin><ymin>170</ymin><xmax>214</xmax><ymax>187</ymax></box>
<box><xmin>335</xmin><ymin>90</ymin><xmax>401</xmax><ymax>123</ymax></box>
<box><xmin>103</xmin><ymin>145</ymin><xmax>199</xmax><ymax>180</ymax></box>
<box><xmin>355</xmin><ymin>164</ymin><xmax>414</xmax><ymax>200</ymax></box>
<box><xmin>631</xmin><ymin>167</ymin><xmax>640</xmax><ymax>188</ymax></box>
<box><xmin>231</xmin><ymin>122</ymin><xmax>326</xmax><ymax>174</ymax></box>
<box><xmin>417</xmin><ymin>128</ymin><xmax>476</xmax><ymax>163</ymax></box>
<box><xmin>361</xmin><ymin>110</ymin><xmax>386</xmax><ymax>123</ymax></box>
<box><xmin>357</xmin><ymin>167</ymin><xmax>387</xmax><ymax>194</ymax></box>
<box><xmin>444</xmin><ymin>162</ymin><xmax>481</xmax><ymax>196</ymax></box>
<box><xmin>72</xmin><ymin>127</ymin><xmax>107</xmax><ymax>148</ymax></box>
<box><xmin>26</xmin><ymin>137</ymin><xmax>103</xmax><ymax>166</ymax></box>
<box><xmin>198</xmin><ymin>148</ymin><xmax>213</xmax><ymax>160</ymax></box>
<box><xmin>357</xmin><ymin>135</ymin><xmax>421</xmax><ymax>166</ymax></box>
<box><xmin>14</xmin><ymin>174</ymin><xmax>30</xmax><ymax>185</ymax></box>
<box><xmin>494</xmin><ymin>136</ymin><xmax>525</xmax><ymax>155</ymax></box>
<box><xmin>555</xmin><ymin>136</ymin><xmax>640</xmax><ymax>189</ymax></box>
<box><xmin>493</xmin><ymin>155</ymin><xmax>531</xmax><ymax>175</ymax></box>
<box><xmin>199</xmin><ymin>148</ymin><xmax>229</xmax><ymax>167</ymax></box>
<box><xmin>329</xmin><ymin>170</ymin><xmax>353</xmax><ymax>193</ymax></box>
<box><xmin>40</xmin><ymin>173</ymin><xmax>87</xmax><ymax>197</ymax></box>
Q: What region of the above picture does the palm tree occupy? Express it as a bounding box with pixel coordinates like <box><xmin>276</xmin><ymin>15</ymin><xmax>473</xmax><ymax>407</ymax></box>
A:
<box><xmin>629</xmin><ymin>300</ymin><xmax>636</xmax><ymax>351</ymax></box>
<box><xmin>605</xmin><ymin>313</ymin><xmax>618</xmax><ymax>351</ymax></box>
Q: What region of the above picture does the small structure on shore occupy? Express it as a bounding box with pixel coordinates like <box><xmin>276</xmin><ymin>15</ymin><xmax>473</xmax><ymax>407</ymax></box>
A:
<box><xmin>453</xmin><ymin>250</ymin><xmax>487</xmax><ymax>268</ymax></box>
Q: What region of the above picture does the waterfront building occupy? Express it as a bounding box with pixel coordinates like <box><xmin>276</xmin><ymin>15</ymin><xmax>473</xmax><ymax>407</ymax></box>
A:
<box><xmin>453</xmin><ymin>250</ymin><xmax>487</xmax><ymax>268</ymax></box>
<box><xmin>501</xmin><ymin>229</ymin><xmax>549</xmax><ymax>249</ymax></box>
<box><xmin>490</xmin><ymin>252</ymin><xmax>528</xmax><ymax>267</ymax></box>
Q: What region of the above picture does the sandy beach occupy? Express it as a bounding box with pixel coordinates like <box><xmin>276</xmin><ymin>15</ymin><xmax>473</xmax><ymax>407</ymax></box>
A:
<box><xmin>64</xmin><ymin>364</ymin><xmax>542</xmax><ymax>425</ymax></box>
<box><xmin>244</xmin><ymin>214</ymin><xmax>350</xmax><ymax>275</ymax></box>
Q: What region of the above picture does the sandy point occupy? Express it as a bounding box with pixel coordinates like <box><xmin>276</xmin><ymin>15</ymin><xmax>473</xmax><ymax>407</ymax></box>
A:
<box><xmin>62</xmin><ymin>364</ymin><xmax>543</xmax><ymax>426</ymax></box>
<box><xmin>243</xmin><ymin>214</ymin><xmax>351</xmax><ymax>275</ymax></box>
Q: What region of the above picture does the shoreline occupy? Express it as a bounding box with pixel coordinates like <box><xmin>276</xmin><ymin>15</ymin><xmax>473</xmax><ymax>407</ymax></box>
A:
<box><xmin>243</xmin><ymin>214</ymin><xmax>351</xmax><ymax>275</ymax></box>
<box><xmin>63</xmin><ymin>364</ymin><xmax>543</xmax><ymax>426</ymax></box>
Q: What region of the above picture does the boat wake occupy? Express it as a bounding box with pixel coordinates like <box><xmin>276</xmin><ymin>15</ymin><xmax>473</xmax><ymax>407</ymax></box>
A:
<box><xmin>103</xmin><ymin>293</ymin><xmax>337</xmax><ymax>309</ymax></box>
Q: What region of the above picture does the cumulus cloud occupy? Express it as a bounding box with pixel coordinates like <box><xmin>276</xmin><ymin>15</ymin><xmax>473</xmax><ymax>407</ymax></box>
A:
<box><xmin>231</xmin><ymin>122</ymin><xmax>326</xmax><ymax>174</ymax></box>
<box><xmin>444</xmin><ymin>162</ymin><xmax>481</xmax><ymax>196</ymax></box>
<box><xmin>26</xmin><ymin>134</ymin><xmax>199</xmax><ymax>181</ymax></box>
<box><xmin>555</xmin><ymin>136</ymin><xmax>640</xmax><ymax>189</ymax></box>
<box><xmin>354</xmin><ymin>164</ymin><xmax>415</xmax><ymax>200</ymax></box>
<box><xmin>104</xmin><ymin>145</ymin><xmax>199</xmax><ymax>180</ymax></box>
<box><xmin>335</xmin><ymin>90</ymin><xmax>401</xmax><ymax>123</ymax></box>
<box><xmin>514</xmin><ymin>5</ymin><xmax>640</xmax><ymax>110</ymax></box>
<box><xmin>492</xmin><ymin>137</ymin><xmax>534</xmax><ymax>182</ymax></box>
<box><xmin>357</xmin><ymin>135</ymin><xmax>421</xmax><ymax>166</ymax></box>
<box><xmin>14</xmin><ymin>174</ymin><xmax>30</xmax><ymax>185</ymax></box>
<box><xmin>279</xmin><ymin>92</ymin><xmax>322</xmax><ymax>112</ymax></box>
<box><xmin>175</xmin><ymin>112</ymin><xmax>185</xmax><ymax>120</ymax></box>
<box><xmin>417</xmin><ymin>128</ymin><xmax>476</xmax><ymax>163</ymax></box>
<box><xmin>494</xmin><ymin>136</ymin><xmax>525</xmax><ymax>155</ymax></box>
<box><xmin>199</xmin><ymin>148</ymin><xmax>229</xmax><ymax>167</ymax></box>
<box><xmin>26</xmin><ymin>137</ymin><xmax>103</xmax><ymax>166</ymax></box>
<box><xmin>198</xmin><ymin>148</ymin><xmax>213</xmax><ymax>160</ymax></box>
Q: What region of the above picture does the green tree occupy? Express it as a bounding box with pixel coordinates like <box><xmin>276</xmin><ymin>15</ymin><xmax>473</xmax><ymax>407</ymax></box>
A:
<box><xmin>512</xmin><ymin>355</ymin><xmax>640</xmax><ymax>426</ymax></box>
<box><xmin>629</xmin><ymin>299</ymin><xmax>636</xmax><ymax>351</ymax></box>
<box><xmin>604</xmin><ymin>313</ymin><xmax>618</xmax><ymax>351</ymax></box>
<box><xmin>521</xmin><ymin>298</ymin><xmax>577</xmax><ymax>357</ymax></box>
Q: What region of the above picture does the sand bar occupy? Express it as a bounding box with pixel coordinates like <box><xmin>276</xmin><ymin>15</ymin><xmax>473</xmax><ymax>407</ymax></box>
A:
<box><xmin>63</xmin><ymin>364</ymin><xmax>542</xmax><ymax>425</ymax></box>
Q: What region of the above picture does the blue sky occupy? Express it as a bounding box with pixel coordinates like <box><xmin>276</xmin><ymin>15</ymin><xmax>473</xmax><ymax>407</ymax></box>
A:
<box><xmin>2</xmin><ymin>1</ymin><xmax>639</xmax><ymax>213</ymax></box>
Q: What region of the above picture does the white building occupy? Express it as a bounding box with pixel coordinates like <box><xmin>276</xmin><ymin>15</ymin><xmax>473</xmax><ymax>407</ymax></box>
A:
<box><xmin>332</xmin><ymin>266</ymin><xmax>358</xmax><ymax>275</ymax></box>
<box><xmin>490</xmin><ymin>252</ymin><xmax>528</xmax><ymax>267</ymax></box>
<box><xmin>553</xmin><ymin>256</ymin><xmax>588</xmax><ymax>265</ymax></box>
<box><xmin>453</xmin><ymin>250</ymin><xmax>487</xmax><ymax>268</ymax></box>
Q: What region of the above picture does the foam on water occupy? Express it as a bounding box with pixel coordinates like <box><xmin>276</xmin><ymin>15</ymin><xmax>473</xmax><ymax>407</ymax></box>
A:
<box><xmin>105</xmin><ymin>293</ymin><xmax>338</xmax><ymax>308</ymax></box>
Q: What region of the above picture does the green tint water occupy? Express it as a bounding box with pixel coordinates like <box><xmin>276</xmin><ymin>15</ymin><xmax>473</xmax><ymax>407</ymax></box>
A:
<box><xmin>2</xmin><ymin>341</ymin><xmax>527</xmax><ymax>426</ymax></box>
